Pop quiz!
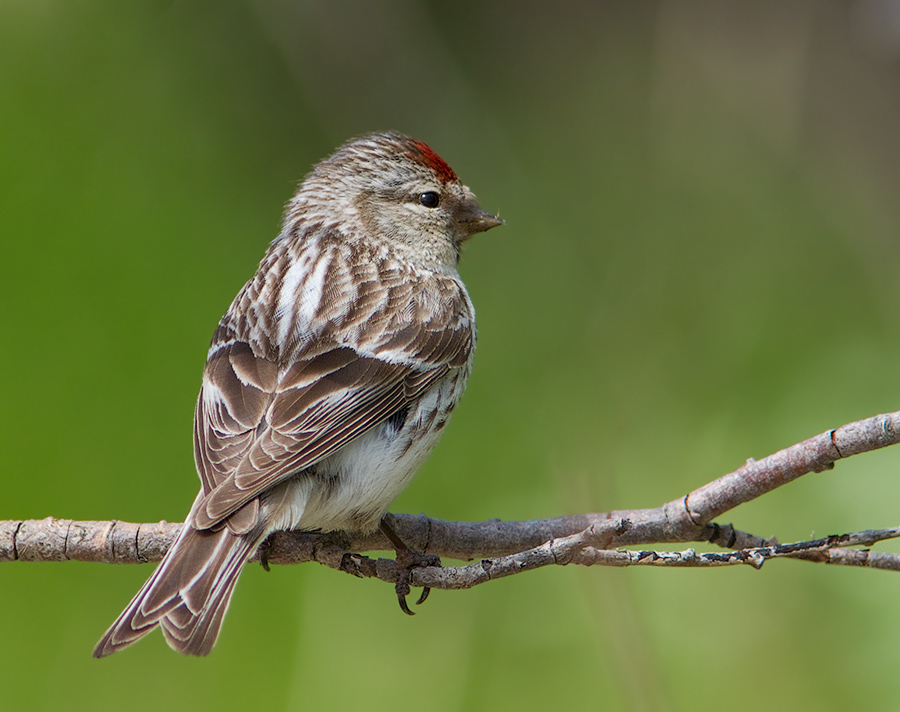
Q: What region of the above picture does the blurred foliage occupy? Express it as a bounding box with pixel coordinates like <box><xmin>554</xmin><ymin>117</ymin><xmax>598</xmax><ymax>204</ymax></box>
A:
<box><xmin>1</xmin><ymin>1</ymin><xmax>899</xmax><ymax>710</ymax></box>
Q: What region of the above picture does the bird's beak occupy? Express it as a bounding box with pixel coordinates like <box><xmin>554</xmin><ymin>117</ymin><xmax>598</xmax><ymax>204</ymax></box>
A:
<box><xmin>459</xmin><ymin>204</ymin><xmax>504</xmax><ymax>238</ymax></box>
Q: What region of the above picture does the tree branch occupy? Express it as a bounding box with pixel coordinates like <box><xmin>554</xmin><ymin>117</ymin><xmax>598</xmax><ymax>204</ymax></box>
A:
<box><xmin>2</xmin><ymin>411</ymin><xmax>898</xmax><ymax>593</ymax></box>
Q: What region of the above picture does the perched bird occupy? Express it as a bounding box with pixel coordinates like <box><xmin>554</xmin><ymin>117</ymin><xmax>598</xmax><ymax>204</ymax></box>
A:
<box><xmin>93</xmin><ymin>132</ymin><xmax>501</xmax><ymax>657</ymax></box>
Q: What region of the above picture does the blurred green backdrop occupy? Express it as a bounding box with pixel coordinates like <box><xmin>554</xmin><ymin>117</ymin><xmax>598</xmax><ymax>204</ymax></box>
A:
<box><xmin>2</xmin><ymin>2</ymin><xmax>899</xmax><ymax>710</ymax></box>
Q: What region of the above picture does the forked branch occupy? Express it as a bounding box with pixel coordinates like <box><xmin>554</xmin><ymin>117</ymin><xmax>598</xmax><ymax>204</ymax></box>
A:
<box><xmin>2</xmin><ymin>411</ymin><xmax>898</xmax><ymax>592</ymax></box>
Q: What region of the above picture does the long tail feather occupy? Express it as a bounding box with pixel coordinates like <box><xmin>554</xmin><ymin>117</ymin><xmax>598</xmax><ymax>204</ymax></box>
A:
<box><xmin>93</xmin><ymin>522</ymin><xmax>263</xmax><ymax>657</ymax></box>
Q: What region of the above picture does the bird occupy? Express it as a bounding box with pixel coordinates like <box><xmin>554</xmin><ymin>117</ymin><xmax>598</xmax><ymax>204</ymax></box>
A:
<box><xmin>93</xmin><ymin>131</ymin><xmax>502</xmax><ymax>657</ymax></box>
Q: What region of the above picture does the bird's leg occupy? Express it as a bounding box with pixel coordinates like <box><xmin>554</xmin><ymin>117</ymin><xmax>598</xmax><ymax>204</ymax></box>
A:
<box><xmin>379</xmin><ymin>515</ymin><xmax>441</xmax><ymax>615</ymax></box>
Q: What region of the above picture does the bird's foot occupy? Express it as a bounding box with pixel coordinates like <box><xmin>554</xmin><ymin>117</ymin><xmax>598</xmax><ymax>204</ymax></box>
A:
<box><xmin>393</xmin><ymin>547</ymin><xmax>441</xmax><ymax>614</ymax></box>
<box><xmin>380</xmin><ymin>516</ymin><xmax>441</xmax><ymax>615</ymax></box>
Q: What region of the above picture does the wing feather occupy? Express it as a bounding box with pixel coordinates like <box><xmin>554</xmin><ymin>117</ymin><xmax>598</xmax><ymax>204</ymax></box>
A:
<box><xmin>191</xmin><ymin>263</ymin><xmax>473</xmax><ymax>532</ymax></box>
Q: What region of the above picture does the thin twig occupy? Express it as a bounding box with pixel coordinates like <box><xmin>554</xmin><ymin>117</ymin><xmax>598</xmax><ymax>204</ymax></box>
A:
<box><xmin>1</xmin><ymin>411</ymin><xmax>898</xmax><ymax>593</ymax></box>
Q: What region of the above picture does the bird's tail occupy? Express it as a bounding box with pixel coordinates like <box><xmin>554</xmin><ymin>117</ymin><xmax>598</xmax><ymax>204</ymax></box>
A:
<box><xmin>93</xmin><ymin>517</ymin><xmax>264</xmax><ymax>657</ymax></box>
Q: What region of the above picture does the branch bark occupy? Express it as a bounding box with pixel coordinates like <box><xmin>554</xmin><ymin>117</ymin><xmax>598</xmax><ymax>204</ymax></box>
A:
<box><xmin>2</xmin><ymin>411</ymin><xmax>898</xmax><ymax>592</ymax></box>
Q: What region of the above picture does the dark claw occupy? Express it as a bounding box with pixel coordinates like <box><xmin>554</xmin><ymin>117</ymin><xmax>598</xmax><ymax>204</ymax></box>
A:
<box><xmin>395</xmin><ymin>566</ymin><xmax>415</xmax><ymax>615</ymax></box>
<box><xmin>258</xmin><ymin>538</ymin><xmax>272</xmax><ymax>572</ymax></box>
<box><xmin>381</xmin><ymin>516</ymin><xmax>441</xmax><ymax>615</ymax></box>
<box><xmin>416</xmin><ymin>586</ymin><xmax>431</xmax><ymax>606</ymax></box>
<box><xmin>397</xmin><ymin>588</ymin><xmax>415</xmax><ymax>616</ymax></box>
<box><xmin>394</xmin><ymin>569</ymin><xmax>433</xmax><ymax>614</ymax></box>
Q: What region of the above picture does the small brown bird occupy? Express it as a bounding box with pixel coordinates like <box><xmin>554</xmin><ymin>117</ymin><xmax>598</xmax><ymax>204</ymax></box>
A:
<box><xmin>93</xmin><ymin>132</ymin><xmax>501</xmax><ymax>657</ymax></box>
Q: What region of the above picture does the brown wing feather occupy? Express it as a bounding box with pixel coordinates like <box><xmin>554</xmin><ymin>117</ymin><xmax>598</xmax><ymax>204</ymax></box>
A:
<box><xmin>191</xmin><ymin>278</ymin><xmax>473</xmax><ymax>532</ymax></box>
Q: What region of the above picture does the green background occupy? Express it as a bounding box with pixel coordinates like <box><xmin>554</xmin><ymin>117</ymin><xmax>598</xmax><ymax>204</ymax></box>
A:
<box><xmin>2</xmin><ymin>2</ymin><xmax>899</xmax><ymax>710</ymax></box>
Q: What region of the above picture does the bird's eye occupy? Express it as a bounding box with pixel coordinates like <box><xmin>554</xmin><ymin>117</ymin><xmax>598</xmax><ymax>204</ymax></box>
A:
<box><xmin>418</xmin><ymin>191</ymin><xmax>440</xmax><ymax>208</ymax></box>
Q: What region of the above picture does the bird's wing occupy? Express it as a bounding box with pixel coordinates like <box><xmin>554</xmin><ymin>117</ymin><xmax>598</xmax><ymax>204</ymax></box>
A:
<box><xmin>191</xmin><ymin>279</ymin><xmax>473</xmax><ymax>533</ymax></box>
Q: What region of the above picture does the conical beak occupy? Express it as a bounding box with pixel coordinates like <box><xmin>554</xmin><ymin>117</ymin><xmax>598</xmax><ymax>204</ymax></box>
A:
<box><xmin>458</xmin><ymin>204</ymin><xmax>504</xmax><ymax>238</ymax></box>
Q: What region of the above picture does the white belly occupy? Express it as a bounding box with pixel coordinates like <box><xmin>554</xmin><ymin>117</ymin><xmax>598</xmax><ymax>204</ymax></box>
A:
<box><xmin>259</xmin><ymin>371</ymin><xmax>465</xmax><ymax>535</ymax></box>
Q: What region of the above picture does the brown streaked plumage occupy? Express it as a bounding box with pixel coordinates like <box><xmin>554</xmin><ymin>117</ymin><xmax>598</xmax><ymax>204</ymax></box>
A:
<box><xmin>93</xmin><ymin>132</ymin><xmax>501</xmax><ymax>657</ymax></box>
